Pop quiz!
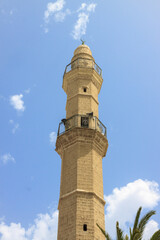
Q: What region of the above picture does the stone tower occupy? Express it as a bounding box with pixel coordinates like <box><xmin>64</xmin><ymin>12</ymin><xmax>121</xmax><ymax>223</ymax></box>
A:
<box><xmin>56</xmin><ymin>44</ymin><xmax>108</xmax><ymax>240</ymax></box>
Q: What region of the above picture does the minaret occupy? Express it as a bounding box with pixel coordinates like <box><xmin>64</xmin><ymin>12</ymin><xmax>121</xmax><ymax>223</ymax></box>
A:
<box><xmin>56</xmin><ymin>44</ymin><xmax>108</xmax><ymax>240</ymax></box>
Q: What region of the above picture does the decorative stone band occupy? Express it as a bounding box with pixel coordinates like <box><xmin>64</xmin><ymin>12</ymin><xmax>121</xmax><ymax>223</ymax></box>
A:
<box><xmin>58</xmin><ymin>189</ymin><xmax>106</xmax><ymax>210</ymax></box>
<box><xmin>66</xmin><ymin>93</ymin><xmax>99</xmax><ymax>106</ymax></box>
<box><xmin>56</xmin><ymin>128</ymin><xmax>108</xmax><ymax>158</ymax></box>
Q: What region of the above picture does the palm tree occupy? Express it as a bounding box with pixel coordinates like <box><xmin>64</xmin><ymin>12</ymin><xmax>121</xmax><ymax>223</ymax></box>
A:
<box><xmin>97</xmin><ymin>207</ymin><xmax>160</xmax><ymax>240</ymax></box>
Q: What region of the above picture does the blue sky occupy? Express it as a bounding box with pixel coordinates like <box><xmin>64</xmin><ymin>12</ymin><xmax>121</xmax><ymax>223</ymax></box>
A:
<box><xmin>0</xmin><ymin>0</ymin><xmax>160</xmax><ymax>239</ymax></box>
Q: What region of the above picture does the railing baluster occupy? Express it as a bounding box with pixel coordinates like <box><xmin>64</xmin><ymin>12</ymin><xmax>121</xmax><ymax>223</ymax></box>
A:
<box><xmin>57</xmin><ymin>114</ymin><xmax>106</xmax><ymax>137</ymax></box>
<box><xmin>63</xmin><ymin>58</ymin><xmax>102</xmax><ymax>77</ymax></box>
<box><xmin>57</xmin><ymin>124</ymin><xmax>60</xmax><ymax>136</ymax></box>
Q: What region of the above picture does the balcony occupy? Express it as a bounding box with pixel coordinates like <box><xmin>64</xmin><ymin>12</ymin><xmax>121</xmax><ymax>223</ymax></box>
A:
<box><xmin>57</xmin><ymin>114</ymin><xmax>107</xmax><ymax>137</ymax></box>
<box><xmin>63</xmin><ymin>58</ymin><xmax>102</xmax><ymax>78</ymax></box>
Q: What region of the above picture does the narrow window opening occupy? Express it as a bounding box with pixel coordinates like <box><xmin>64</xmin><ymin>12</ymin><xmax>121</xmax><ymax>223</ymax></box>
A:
<box><xmin>83</xmin><ymin>87</ymin><xmax>87</xmax><ymax>92</ymax></box>
<box><xmin>83</xmin><ymin>224</ymin><xmax>87</xmax><ymax>231</ymax></box>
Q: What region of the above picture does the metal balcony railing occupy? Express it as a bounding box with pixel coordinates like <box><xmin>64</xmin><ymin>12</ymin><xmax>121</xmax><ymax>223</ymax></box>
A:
<box><xmin>63</xmin><ymin>58</ymin><xmax>102</xmax><ymax>77</ymax></box>
<box><xmin>57</xmin><ymin>114</ymin><xmax>106</xmax><ymax>137</ymax></box>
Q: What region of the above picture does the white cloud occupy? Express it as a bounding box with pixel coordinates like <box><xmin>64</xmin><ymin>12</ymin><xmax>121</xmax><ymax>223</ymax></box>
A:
<box><xmin>77</xmin><ymin>3</ymin><xmax>87</xmax><ymax>12</ymax></box>
<box><xmin>49</xmin><ymin>132</ymin><xmax>57</xmax><ymax>146</ymax></box>
<box><xmin>0</xmin><ymin>210</ymin><xmax>58</xmax><ymax>240</ymax></box>
<box><xmin>1</xmin><ymin>8</ymin><xmax>16</xmax><ymax>16</ymax></box>
<box><xmin>72</xmin><ymin>3</ymin><xmax>97</xmax><ymax>40</ymax></box>
<box><xmin>48</xmin><ymin>0</ymin><xmax>64</xmax><ymax>12</ymax></box>
<box><xmin>54</xmin><ymin>11</ymin><xmax>66</xmax><ymax>22</ymax></box>
<box><xmin>0</xmin><ymin>153</ymin><xmax>15</xmax><ymax>165</ymax></box>
<box><xmin>143</xmin><ymin>220</ymin><xmax>159</xmax><ymax>240</ymax></box>
<box><xmin>105</xmin><ymin>179</ymin><xmax>160</xmax><ymax>238</ymax></box>
<box><xmin>44</xmin><ymin>0</ymin><xmax>65</xmax><ymax>23</ymax></box>
<box><xmin>77</xmin><ymin>3</ymin><xmax>96</xmax><ymax>13</ymax></box>
<box><xmin>0</xmin><ymin>223</ymin><xmax>27</xmax><ymax>240</ymax></box>
<box><xmin>12</xmin><ymin>123</ymin><xmax>19</xmax><ymax>134</ymax></box>
<box><xmin>10</xmin><ymin>94</ymin><xmax>25</xmax><ymax>112</ymax></box>
<box><xmin>24</xmin><ymin>88</ymin><xmax>30</xmax><ymax>94</ymax></box>
<box><xmin>43</xmin><ymin>0</ymin><xmax>70</xmax><ymax>33</ymax></box>
<box><xmin>87</xmin><ymin>3</ymin><xmax>96</xmax><ymax>12</ymax></box>
<box><xmin>9</xmin><ymin>120</ymin><xmax>19</xmax><ymax>134</ymax></box>
<box><xmin>43</xmin><ymin>1</ymin><xmax>96</xmax><ymax>37</ymax></box>
<box><xmin>72</xmin><ymin>12</ymin><xmax>89</xmax><ymax>40</ymax></box>
<box><xmin>0</xmin><ymin>217</ymin><xmax>5</xmax><ymax>222</ymax></box>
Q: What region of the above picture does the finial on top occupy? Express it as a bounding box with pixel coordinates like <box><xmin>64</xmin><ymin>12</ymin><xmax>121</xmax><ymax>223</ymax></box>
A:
<box><xmin>80</xmin><ymin>39</ymin><xmax>86</xmax><ymax>45</ymax></box>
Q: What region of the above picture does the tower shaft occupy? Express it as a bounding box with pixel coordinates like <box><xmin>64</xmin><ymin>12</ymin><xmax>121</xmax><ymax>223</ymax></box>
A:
<box><xmin>56</xmin><ymin>45</ymin><xmax>108</xmax><ymax>240</ymax></box>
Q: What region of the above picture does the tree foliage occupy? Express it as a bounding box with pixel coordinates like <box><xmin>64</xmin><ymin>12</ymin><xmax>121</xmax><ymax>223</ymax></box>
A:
<box><xmin>97</xmin><ymin>207</ymin><xmax>160</xmax><ymax>240</ymax></box>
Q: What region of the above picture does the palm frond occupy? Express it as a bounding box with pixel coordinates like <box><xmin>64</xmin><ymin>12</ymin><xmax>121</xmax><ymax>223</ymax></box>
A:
<box><xmin>116</xmin><ymin>221</ymin><xmax>124</xmax><ymax>240</ymax></box>
<box><xmin>133</xmin><ymin>229</ymin><xmax>141</xmax><ymax>240</ymax></box>
<box><xmin>150</xmin><ymin>230</ymin><xmax>160</xmax><ymax>240</ymax></box>
<box><xmin>138</xmin><ymin>210</ymin><xmax>156</xmax><ymax>238</ymax></box>
<box><xmin>130</xmin><ymin>227</ymin><xmax>133</xmax><ymax>240</ymax></box>
<box><xmin>132</xmin><ymin>207</ymin><xmax>142</xmax><ymax>234</ymax></box>
<box><xmin>125</xmin><ymin>234</ymin><xmax>129</xmax><ymax>240</ymax></box>
<box><xmin>96</xmin><ymin>223</ymin><xmax>112</xmax><ymax>240</ymax></box>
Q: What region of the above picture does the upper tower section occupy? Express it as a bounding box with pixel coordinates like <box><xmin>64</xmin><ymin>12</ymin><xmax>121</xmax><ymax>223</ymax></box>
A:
<box><xmin>63</xmin><ymin>44</ymin><xmax>103</xmax><ymax>119</ymax></box>
<box><xmin>71</xmin><ymin>44</ymin><xmax>93</xmax><ymax>62</ymax></box>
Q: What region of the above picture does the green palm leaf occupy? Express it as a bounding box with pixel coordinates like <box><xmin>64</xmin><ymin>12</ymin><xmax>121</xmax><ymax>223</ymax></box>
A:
<box><xmin>133</xmin><ymin>229</ymin><xmax>141</xmax><ymax>240</ymax></box>
<box><xmin>130</xmin><ymin>207</ymin><xmax>142</xmax><ymax>240</ymax></box>
<box><xmin>96</xmin><ymin>223</ymin><xmax>112</xmax><ymax>240</ymax></box>
<box><xmin>97</xmin><ymin>207</ymin><xmax>159</xmax><ymax>240</ymax></box>
<box><xmin>138</xmin><ymin>210</ymin><xmax>156</xmax><ymax>240</ymax></box>
<box><xmin>133</xmin><ymin>207</ymin><xmax>142</xmax><ymax>234</ymax></box>
<box><xmin>124</xmin><ymin>234</ymin><xmax>129</xmax><ymax>240</ymax></box>
<box><xmin>130</xmin><ymin>227</ymin><xmax>133</xmax><ymax>240</ymax></box>
<box><xmin>116</xmin><ymin>221</ymin><xmax>124</xmax><ymax>240</ymax></box>
<box><xmin>150</xmin><ymin>230</ymin><xmax>160</xmax><ymax>240</ymax></box>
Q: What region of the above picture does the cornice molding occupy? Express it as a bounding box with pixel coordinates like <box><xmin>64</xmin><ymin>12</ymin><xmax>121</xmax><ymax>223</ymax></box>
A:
<box><xmin>66</xmin><ymin>93</ymin><xmax>99</xmax><ymax>105</ymax></box>
<box><xmin>58</xmin><ymin>189</ymin><xmax>106</xmax><ymax>209</ymax></box>
<box><xmin>56</xmin><ymin>128</ymin><xmax>108</xmax><ymax>158</ymax></box>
